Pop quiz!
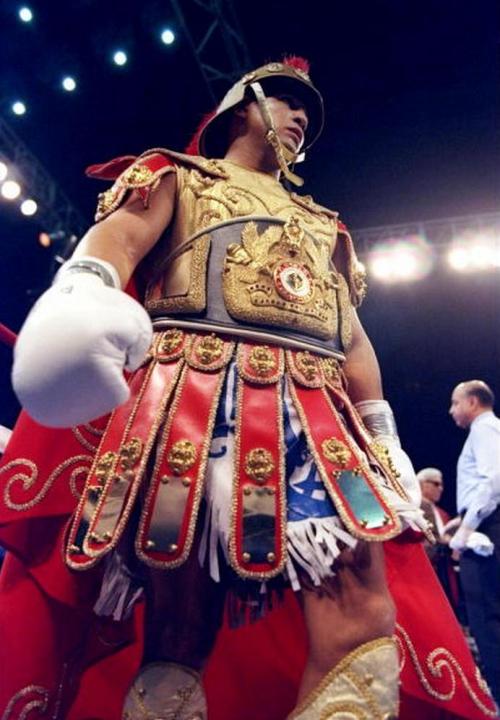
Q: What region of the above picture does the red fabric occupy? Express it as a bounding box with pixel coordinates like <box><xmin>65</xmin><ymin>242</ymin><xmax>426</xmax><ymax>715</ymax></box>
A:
<box><xmin>0</xmin><ymin>415</ymin><xmax>497</xmax><ymax>718</ymax></box>
<box><xmin>203</xmin><ymin>543</ymin><xmax>497</xmax><ymax>720</ymax></box>
<box><xmin>85</xmin><ymin>155</ymin><xmax>137</xmax><ymax>180</ymax></box>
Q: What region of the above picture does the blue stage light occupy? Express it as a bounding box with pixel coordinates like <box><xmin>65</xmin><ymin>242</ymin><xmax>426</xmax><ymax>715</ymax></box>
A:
<box><xmin>62</xmin><ymin>76</ymin><xmax>77</xmax><ymax>92</ymax></box>
<box><xmin>113</xmin><ymin>50</ymin><xmax>128</xmax><ymax>66</ymax></box>
<box><xmin>161</xmin><ymin>28</ymin><xmax>175</xmax><ymax>45</ymax></box>
<box><xmin>12</xmin><ymin>101</ymin><xmax>26</xmax><ymax>116</ymax></box>
<box><xmin>18</xmin><ymin>6</ymin><xmax>33</xmax><ymax>22</ymax></box>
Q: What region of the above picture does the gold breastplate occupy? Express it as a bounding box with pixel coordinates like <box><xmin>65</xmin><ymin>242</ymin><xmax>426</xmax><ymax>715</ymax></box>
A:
<box><xmin>145</xmin><ymin>160</ymin><xmax>353</xmax><ymax>351</ymax></box>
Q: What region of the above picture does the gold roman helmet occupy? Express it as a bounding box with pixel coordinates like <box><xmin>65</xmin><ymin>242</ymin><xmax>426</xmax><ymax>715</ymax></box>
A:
<box><xmin>197</xmin><ymin>57</ymin><xmax>324</xmax><ymax>186</ymax></box>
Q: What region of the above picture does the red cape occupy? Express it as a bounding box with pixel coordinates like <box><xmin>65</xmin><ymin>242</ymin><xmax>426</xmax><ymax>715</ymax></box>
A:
<box><xmin>1</xmin><ymin>413</ymin><xmax>497</xmax><ymax>720</ymax></box>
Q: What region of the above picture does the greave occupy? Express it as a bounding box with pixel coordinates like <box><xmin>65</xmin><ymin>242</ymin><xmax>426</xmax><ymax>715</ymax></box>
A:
<box><xmin>288</xmin><ymin>636</ymin><xmax>399</xmax><ymax>720</ymax></box>
<box><xmin>122</xmin><ymin>662</ymin><xmax>207</xmax><ymax>720</ymax></box>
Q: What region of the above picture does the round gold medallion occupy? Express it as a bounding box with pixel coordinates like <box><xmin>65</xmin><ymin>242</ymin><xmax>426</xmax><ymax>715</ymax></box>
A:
<box><xmin>273</xmin><ymin>262</ymin><xmax>313</xmax><ymax>303</ymax></box>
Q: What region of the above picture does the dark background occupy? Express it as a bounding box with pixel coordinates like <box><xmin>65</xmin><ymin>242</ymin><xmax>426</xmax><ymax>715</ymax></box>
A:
<box><xmin>0</xmin><ymin>0</ymin><xmax>498</xmax><ymax>512</ymax></box>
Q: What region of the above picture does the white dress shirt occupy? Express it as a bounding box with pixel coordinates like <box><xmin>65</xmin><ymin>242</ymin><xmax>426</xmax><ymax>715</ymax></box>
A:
<box><xmin>456</xmin><ymin>410</ymin><xmax>500</xmax><ymax>530</ymax></box>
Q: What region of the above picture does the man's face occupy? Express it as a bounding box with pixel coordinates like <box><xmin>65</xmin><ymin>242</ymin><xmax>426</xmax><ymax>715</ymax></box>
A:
<box><xmin>421</xmin><ymin>474</ymin><xmax>444</xmax><ymax>503</ymax></box>
<box><xmin>449</xmin><ymin>385</ymin><xmax>475</xmax><ymax>428</ymax></box>
<box><xmin>243</xmin><ymin>94</ymin><xmax>309</xmax><ymax>155</ymax></box>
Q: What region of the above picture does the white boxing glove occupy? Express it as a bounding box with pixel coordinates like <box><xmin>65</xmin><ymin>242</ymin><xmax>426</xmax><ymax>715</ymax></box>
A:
<box><xmin>355</xmin><ymin>399</ymin><xmax>422</xmax><ymax>507</ymax></box>
<box><xmin>12</xmin><ymin>257</ymin><xmax>153</xmax><ymax>428</ymax></box>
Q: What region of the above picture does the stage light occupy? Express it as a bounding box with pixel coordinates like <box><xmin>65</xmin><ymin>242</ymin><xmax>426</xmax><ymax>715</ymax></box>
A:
<box><xmin>447</xmin><ymin>246</ymin><xmax>469</xmax><ymax>271</ymax></box>
<box><xmin>38</xmin><ymin>230</ymin><xmax>67</xmax><ymax>248</ymax></box>
<box><xmin>62</xmin><ymin>76</ymin><xmax>76</xmax><ymax>92</ymax></box>
<box><xmin>0</xmin><ymin>162</ymin><xmax>7</xmax><ymax>182</ymax></box>
<box><xmin>367</xmin><ymin>234</ymin><xmax>433</xmax><ymax>283</ymax></box>
<box><xmin>113</xmin><ymin>50</ymin><xmax>128</xmax><ymax>66</ymax></box>
<box><xmin>20</xmin><ymin>199</ymin><xmax>37</xmax><ymax>216</ymax></box>
<box><xmin>12</xmin><ymin>101</ymin><xmax>26</xmax><ymax>116</ymax></box>
<box><xmin>160</xmin><ymin>28</ymin><xmax>175</xmax><ymax>45</ymax></box>
<box><xmin>1</xmin><ymin>180</ymin><xmax>22</xmax><ymax>200</ymax></box>
<box><xmin>18</xmin><ymin>6</ymin><xmax>33</xmax><ymax>22</ymax></box>
<box><xmin>447</xmin><ymin>231</ymin><xmax>500</xmax><ymax>272</ymax></box>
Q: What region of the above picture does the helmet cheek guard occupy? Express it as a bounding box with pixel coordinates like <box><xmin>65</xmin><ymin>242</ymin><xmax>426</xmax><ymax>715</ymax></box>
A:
<box><xmin>197</xmin><ymin>59</ymin><xmax>324</xmax><ymax>186</ymax></box>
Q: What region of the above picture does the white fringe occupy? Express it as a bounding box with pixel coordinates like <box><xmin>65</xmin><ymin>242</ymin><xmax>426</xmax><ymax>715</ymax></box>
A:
<box><xmin>93</xmin><ymin>551</ymin><xmax>143</xmax><ymax>621</ymax></box>
<box><xmin>286</xmin><ymin>516</ymin><xmax>358</xmax><ymax>591</ymax></box>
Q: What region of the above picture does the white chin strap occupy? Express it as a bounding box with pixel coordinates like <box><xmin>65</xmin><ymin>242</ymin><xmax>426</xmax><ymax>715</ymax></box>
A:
<box><xmin>249</xmin><ymin>81</ymin><xmax>305</xmax><ymax>187</ymax></box>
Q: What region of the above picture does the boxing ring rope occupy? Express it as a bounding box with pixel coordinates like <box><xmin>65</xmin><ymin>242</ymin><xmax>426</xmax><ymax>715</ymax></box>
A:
<box><xmin>0</xmin><ymin>323</ymin><xmax>16</xmax><ymax>348</ymax></box>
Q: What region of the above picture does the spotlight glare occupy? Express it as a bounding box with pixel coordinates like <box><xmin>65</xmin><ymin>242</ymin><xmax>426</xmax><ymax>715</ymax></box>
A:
<box><xmin>0</xmin><ymin>162</ymin><xmax>7</xmax><ymax>182</ymax></box>
<box><xmin>1</xmin><ymin>180</ymin><xmax>22</xmax><ymax>200</ymax></box>
<box><xmin>447</xmin><ymin>247</ymin><xmax>469</xmax><ymax>271</ymax></box>
<box><xmin>12</xmin><ymin>101</ymin><xmax>26</xmax><ymax>116</ymax></box>
<box><xmin>370</xmin><ymin>256</ymin><xmax>392</xmax><ymax>280</ymax></box>
<box><xmin>19</xmin><ymin>6</ymin><xmax>33</xmax><ymax>22</ymax></box>
<box><xmin>470</xmin><ymin>244</ymin><xmax>493</xmax><ymax>269</ymax></box>
<box><xmin>20</xmin><ymin>198</ymin><xmax>37</xmax><ymax>216</ymax></box>
<box><xmin>160</xmin><ymin>28</ymin><xmax>175</xmax><ymax>45</ymax></box>
<box><xmin>113</xmin><ymin>50</ymin><xmax>128</xmax><ymax>66</ymax></box>
<box><xmin>368</xmin><ymin>234</ymin><xmax>433</xmax><ymax>283</ymax></box>
<box><xmin>62</xmin><ymin>76</ymin><xmax>76</xmax><ymax>92</ymax></box>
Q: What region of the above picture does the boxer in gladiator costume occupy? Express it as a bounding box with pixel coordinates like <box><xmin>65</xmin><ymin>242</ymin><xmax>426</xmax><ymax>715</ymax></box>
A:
<box><xmin>1</xmin><ymin>57</ymin><xmax>492</xmax><ymax>720</ymax></box>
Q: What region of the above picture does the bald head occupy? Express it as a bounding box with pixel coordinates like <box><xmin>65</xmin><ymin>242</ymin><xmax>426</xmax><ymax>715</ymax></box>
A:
<box><xmin>449</xmin><ymin>380</ymin><xmax>495</xmax><ymax>428</ymax></box>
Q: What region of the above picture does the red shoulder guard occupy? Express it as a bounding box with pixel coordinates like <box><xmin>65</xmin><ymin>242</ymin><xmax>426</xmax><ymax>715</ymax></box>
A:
<box><xmin>89</xmin><ymin>150</ymin><xmax>176</xmax><ymax>222</ymax></box>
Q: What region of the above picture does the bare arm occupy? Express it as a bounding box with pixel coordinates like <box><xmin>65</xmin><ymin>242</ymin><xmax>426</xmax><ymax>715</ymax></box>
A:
<box><xmin>73</xmin><ymin>172</ymin><xmax>177</xmax><ymax>288</ymax></box>
<box><xmin>342</xmin><ymin>307</ymin><xmax>383</xmax><ymax>403</ymax></box>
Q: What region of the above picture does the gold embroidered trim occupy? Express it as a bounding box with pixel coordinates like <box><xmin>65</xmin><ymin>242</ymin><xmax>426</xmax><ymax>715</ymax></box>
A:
<box><xmin>396</xmin><ymin>623</ymin><xmax>496</xmax><ymax>715</ymax></box>
<box><xmin>142</xmin><ymin>148</ymin><xmax>229</xmax><ymax>179</ymax></box>
<box><xmin>95</xmin><ymin>152</ymin><xmax>177</xmax><ymax>221</ymax></box>
<box><xmin>83</xmin><ymin>422</ymin><xmax>105</xmax><ymax>437</ymax></box>
<box><xmin>136</xmin><ymin>359</ymin><xmax>228</xmax><ymax>569</ymax></box>
<box><xmin>72</xmin><ymin>427</ymin><xmax>99</xmax><ymax>452</ymax></box>
<box><xmin>290</xmin><ymin>192</ymin><xmax>339</xmax><ymax>221</ymax></box>
<box><xmin>82</xmin><ymin>359</ymin><xmax>182</xmax><ymax>563</ymax></box>
<box><xmin>1</xmin><ymin>455</ymin><xmax>92</xmax><ymax>511</ymax></box>
<box><xmin>2</xmin><ymin>685</ymin><xmax>50</xmax><ymax>719</ymax></box>
<box><xmin>146</xmin><ymin>234</ymin><xmax>210</xmax><ymax>316</ymax></box>
<box><xmin>289</xmin><ymin>637</ymin><xmax>396</xmax><ymax>719</ymax></box>
<box><xmin>229</xmin><ymin>372</ymin><xmax>287</xmax><ymax>580</ymax></box>
<box><xmin>287</xmin><ymin>381</ymin><xmax>401</xmax><ymax>541</ymax></box>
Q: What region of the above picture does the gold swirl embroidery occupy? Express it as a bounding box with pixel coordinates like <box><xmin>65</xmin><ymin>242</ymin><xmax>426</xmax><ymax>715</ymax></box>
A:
<box><xmin>69</xmin><ymin>463</ymin><xmax>92</xmax><ymax>500</ymax></box>
<box><xmin>396</xmin><ymin>623</ymin><xmax>496</xmax><ymax>715</ymax></box>
<box><xmin>320</xmin><ymin>703</ymin><xmax>369</xmax><ymax>719</ymax></box>
<box><xmin>2</xmin><ymin>685</ymin><xmax>50</xmax><ymax>719</ymax></box>
<box><xmin>83</xmin><ymin>422</ymin><xmax>104</xmax><ymax>437</ymax></box>
<box><xmin>72</xmin><ymin>427</ymin><xmax>99</xmax><ymax>452</ymax></box>
<box><xmin>1</xmin><ymin>455</ymin><xmax>92</xmax><ymax>511</ymax></box>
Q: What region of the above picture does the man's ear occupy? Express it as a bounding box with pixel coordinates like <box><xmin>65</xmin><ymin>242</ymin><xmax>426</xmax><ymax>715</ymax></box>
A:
<box><xmin>469</xmin><ymin>395</ymin><xmax>479</xmax><ymax>411</ymax></box>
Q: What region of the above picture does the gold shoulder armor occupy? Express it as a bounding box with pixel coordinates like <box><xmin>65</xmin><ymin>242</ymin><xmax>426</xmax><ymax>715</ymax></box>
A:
<box><xmin>333</xmin><ymin>223</ymin><xmax>367</xmax><ymax>307</ymax></box>
<box><xmin>290</xmin><ymin>192</ymin><xmax>339</xmax><ymax>221</ymax></box>
<box><xmin>94</xmin><ymin>149</ymin><xmax>179</xmax><ymax>222</ymax></box>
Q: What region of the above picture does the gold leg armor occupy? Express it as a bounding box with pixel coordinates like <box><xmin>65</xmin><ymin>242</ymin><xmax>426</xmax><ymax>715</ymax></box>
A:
<box><xmin>288</xmin><ymin>637</ymin><xmax>399</xmax><ymax>720</ymax></box>
<box><xmin>122</xmin><ymin>662</ymin><xmax>207</xmax><ymax>720</ymax></box>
